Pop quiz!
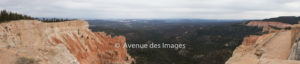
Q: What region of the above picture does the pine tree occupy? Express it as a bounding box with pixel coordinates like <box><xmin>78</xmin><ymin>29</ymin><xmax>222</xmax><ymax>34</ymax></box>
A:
<box><xmin>0</xmin><ymin>10</ymin><xmax>9</xmax><ymax>21</ymax></box>
<box><xmin>0</xmin><ymin>9</ymin><xmax>74</xmax><ymax>23</ymax></box>
<box><xmin>0</xmin><ymin>10</ymin><xmax>34</xmax><ymax>22</ymax></box>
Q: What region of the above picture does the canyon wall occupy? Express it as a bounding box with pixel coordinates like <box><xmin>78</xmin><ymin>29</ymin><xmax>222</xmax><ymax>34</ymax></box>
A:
<box><xmin>0</xmin><ymin>20</ymin><xmax>134</xmax><ymax>64</ymax></box>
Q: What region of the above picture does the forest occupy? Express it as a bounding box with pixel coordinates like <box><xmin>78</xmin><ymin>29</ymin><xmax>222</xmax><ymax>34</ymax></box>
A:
<box><xmin>88</xmin><ymin>19</ymin><xmax>265</xmax><ymax>64</ymax></box>
<box><xmin>0</xmin><ymin>10</ymin><xmax>73</xmax><ymax>22</ymax></box>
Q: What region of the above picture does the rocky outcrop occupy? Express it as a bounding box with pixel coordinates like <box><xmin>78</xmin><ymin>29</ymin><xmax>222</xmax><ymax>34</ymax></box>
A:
<box><xmin>247</xmin><ymin>21</ymin><xmax>292</xmax><ymax>28</ymax></box>
<box><xmin>226</xmin><ymin>32</ymin><xmax>276</xmax><ymax>64</ymax></box>
<box><xmin>247</xmin><ymin>21</ymin><xmax>292</xmax><ymax>32</ymax></box>
<box><xmin>241</xmin><ymin>35</ymin><xmax>259</xmax><ymax>46</ymax></box>
<box><xmin>226</xmin><ymin>30</ymin><xmax>300</xmax><ymax>64</ymax></box>
<box><xmin>0</xmin><ymin>20</ymin><xmax>134</xmax><ymax>64</ymax></box>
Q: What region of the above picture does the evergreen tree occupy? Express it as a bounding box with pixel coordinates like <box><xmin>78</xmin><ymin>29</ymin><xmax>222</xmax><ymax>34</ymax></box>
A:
<box><xmin>0</xmin><ymin>9</ymin><xmax>75</xmax><ymax>23</ymax></box>
<box><xmin>0</xmin><ymin>10</ymin><xmax>34</xmax><ymax>22</ymax></box>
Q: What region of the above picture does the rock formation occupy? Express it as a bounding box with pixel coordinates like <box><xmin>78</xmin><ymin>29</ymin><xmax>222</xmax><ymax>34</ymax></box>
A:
<box><xmin>0</xmin><ymin>20</ymin><xmax>134</xmax><ymax>64</ymax></box>
<box><xmin>241</xmin><ymin>35</ymin><xmax>259</xmax><ymax>46</ymax></box>
<box><xmin>247</xmin><ymin>21</ymin><xmax>292</xmax><ymax>32</ymax></box>
<box><xmin>226</xmin><ymin>22</ymin><xmax>300</xmax><ymax>64</ymax></box>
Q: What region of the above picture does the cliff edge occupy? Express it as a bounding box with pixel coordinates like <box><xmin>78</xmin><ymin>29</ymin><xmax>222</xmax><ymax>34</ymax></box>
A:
<box><xmin>247</xmin><ymin>21</ymin><xmax>292</xmax><ymax>32</ymax></box>
<box><xmin>226</xmin><ymin>21</ymin><xmax>300</xmax><ymax>64</ymax></box>
<box><xmin>0</xmin><ymin>20</ymin><xmax>134</xmax><ymax>64</ymax></box>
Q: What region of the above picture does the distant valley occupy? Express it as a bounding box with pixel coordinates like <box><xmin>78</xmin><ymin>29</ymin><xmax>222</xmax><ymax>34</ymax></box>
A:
<box><xmin>88</xmin><ymin>19</ymin><xmax>264</xmax><ymax>64</ymax></box>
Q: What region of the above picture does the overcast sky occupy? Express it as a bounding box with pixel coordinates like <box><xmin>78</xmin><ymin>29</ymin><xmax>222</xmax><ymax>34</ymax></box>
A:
<box><xmin>0</xmin><ymin>0</ymin><xmax>300</xmax><ymax>19</ymax></box>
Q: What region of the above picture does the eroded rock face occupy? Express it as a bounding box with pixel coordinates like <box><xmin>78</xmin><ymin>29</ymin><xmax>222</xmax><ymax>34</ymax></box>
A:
<box><xmin>0</xmin><ymin>20</ymin><xmax>134</xmax><ymax>64</ymax></box>
<box><xmin>247</xmin><ymin>21</ymin><xmax>292</xmax><ymax>28</ymax></box>
<box><xmin>247</xmin><ymin>21</ymin><xmax>292</xmax><ymax>32</ymax></box>
<box><xmin>226</xmin><ymin>30</ymin><xmax>300</xmax><ymax>64</ymax></box>
<box><xmin>241</xmin><ymin>35</ymin><xmax>259</xmax><ymax>46</ymax></box>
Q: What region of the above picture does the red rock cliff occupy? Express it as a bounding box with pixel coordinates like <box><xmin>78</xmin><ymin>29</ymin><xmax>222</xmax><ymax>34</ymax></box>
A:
<box><xmin>0</xmin><ymin>20</ymin><xmax>134</xmax><ymax>64</ymax></box>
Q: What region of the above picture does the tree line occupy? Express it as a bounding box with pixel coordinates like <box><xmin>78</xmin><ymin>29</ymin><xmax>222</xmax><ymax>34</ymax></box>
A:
<box><xmin>39</xmin><ymin>18</ymin><xmax>75</xmax><ymax>22</ymax></box>
<box><xmin>0</xmin><ymin>10</ymin><xmax>74</xmax><ymax>23</ymax></box>
<box><xmin>0</xmin><ymin>10</ymin><xmax>33</xmax><ymax>22</ymax></box>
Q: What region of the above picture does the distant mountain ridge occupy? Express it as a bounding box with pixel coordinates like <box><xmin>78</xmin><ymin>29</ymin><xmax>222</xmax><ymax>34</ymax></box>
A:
<box><xmin>261</xmin><ymin>16</ymin><xmax>300</xmax><ymax>24</ymax></box>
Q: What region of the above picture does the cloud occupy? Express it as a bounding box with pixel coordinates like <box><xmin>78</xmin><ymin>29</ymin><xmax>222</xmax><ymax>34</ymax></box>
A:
<box><xmin>0</xmin><ymin>0</ymin><xmax>299</xmax><ymax>19</ymax></box>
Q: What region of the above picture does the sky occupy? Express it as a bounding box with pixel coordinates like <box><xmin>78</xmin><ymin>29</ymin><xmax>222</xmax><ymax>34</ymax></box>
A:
<box><xmin>0</xmin><ymin>0</ymin><xmax>300</xmax><ymax>19</ymax></box>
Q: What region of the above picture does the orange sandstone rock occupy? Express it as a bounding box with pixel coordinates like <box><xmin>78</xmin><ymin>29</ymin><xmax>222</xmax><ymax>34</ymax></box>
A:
<box><xmin>0</xmin><ymin>20</ymin><xmax>134</xmax><ymax>64</ymax></box>
<box><xmin>242</xmin><ymin>35</ymin><xmax>259</xmax><ymax>46</ymax></box>
<box><xmin>247</xmin><ymin>21</ymin><xmax>292</xmax><ymax>28</ymax></box>
<box><xmin>247</xmin><ymin>21</ymin><xmax>292</xmax><ymax>32</ymax></box>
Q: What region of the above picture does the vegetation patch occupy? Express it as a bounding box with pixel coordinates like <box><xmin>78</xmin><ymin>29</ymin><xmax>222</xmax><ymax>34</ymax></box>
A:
<box><xmin>0</xmin><ymin>10</ymin><xmax>74</xmax><ymax>23</ymax></box>
<box><xmin>15</xmin><ymin>57</ymin><xmax>37</xmax><ymax>64</ymax></box>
